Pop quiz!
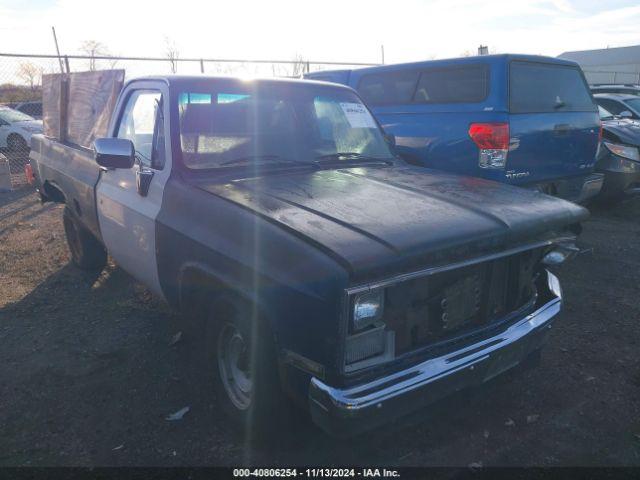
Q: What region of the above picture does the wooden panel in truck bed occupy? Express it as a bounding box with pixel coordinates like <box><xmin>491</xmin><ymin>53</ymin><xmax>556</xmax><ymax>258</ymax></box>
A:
<box><xmin>35</xmin><ymin>69</ymin><xmax>125</xmax><ymax>240</ymax></box>
<box><xmin>42</xmin><ymin>70</ymin><xmax>124</xmax><ymax>148</ymax></box>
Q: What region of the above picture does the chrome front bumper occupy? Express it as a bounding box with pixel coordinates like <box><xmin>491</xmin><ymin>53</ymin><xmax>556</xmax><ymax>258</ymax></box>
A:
<box><xmin>309</xmin><ymin>270</ymin><xmax>562</xmax><ymax>436</ymax></box>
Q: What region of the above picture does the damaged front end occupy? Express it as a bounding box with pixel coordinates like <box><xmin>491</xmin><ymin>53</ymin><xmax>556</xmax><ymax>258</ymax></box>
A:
<box><xmin>309</xmin><ymin>238</ymin><xmax>575</xmax><ymax>436</ymax></box>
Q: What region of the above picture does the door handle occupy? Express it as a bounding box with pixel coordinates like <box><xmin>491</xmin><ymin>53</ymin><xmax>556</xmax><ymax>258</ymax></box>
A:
<box><xmin>136</xmin><ymin>168</ymin><xmax>154</xmax><ymax>197</ymax></box>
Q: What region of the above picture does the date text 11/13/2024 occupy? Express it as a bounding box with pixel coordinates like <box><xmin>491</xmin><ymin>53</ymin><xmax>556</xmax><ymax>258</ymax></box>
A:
<box><xmin>232</xmin><ymin>468</ymin><xmax>401</xmax><ymax>478</ymax></box>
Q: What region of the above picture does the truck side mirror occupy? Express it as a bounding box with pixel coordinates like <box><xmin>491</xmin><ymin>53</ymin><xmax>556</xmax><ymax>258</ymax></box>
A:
<box><xmin>94</xmin><ymin>138</ymin><xmax>135</xmax><ymax>169</ymax></box>
<box><xmin>620</xmin><ymin>110</ymin><xmax>633</xmax><ymax>119</ymax></box>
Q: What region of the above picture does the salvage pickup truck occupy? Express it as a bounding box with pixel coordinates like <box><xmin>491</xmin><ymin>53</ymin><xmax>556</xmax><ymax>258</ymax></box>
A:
<box><xmin>30</xmin><ymin>75</ymin><xmax>588</xmax><ymax>436</ymax></box>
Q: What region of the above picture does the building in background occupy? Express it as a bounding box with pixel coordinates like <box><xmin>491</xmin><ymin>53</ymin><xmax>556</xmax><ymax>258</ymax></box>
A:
<box><xmin>559</xmin><ymin>45</ymin><xmax>640</xmax><ymax>85</ymax></box>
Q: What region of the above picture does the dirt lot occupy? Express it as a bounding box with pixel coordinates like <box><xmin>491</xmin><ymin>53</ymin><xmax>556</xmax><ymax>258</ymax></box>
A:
<box><xmin>0</xmin><ymin>181</ymin><xmax>639</xmax><ymax>467</ymax></box>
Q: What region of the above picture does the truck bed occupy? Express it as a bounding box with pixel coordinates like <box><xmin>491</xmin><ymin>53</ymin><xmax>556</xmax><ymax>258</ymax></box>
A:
<box><xmin>30</xmin><ymin>135</ymin><xmax>102</xmax><ymax>240</ymax></box>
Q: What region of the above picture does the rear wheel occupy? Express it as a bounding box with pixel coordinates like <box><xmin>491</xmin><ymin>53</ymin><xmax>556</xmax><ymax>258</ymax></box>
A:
<box><xmin>63</xmin><ymin>207</ymin><xmax>107</xmax><ymax>271</ymax></box>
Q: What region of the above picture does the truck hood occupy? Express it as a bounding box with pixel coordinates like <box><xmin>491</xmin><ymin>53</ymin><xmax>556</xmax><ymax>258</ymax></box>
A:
<box><xmin>602</xmin><ymin>118</ymin><xmax>640</xmax><ymax>145</ymax></box>
<box><xmin>196</xmin><ymin>164</ymin><xmax>588</xmax><ymax>280</ymax></box>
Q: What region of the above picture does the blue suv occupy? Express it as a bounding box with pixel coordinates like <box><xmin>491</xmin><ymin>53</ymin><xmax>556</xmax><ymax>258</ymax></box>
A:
<box><xmin>305</xmin><ymin>54</ymin><xmax>603</xmax><ymax>202</ymax></box>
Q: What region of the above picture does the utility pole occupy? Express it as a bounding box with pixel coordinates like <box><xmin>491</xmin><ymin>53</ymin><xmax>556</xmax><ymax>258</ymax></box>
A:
<box><xmin>52</xmin><ymin>26</ymin><xmax>65</xmax><ymax>73</ymax></box>
<box><xmin>381</xmin><ymin>45</ymin><xmax>385</xmax><ymax>65</ymax></box>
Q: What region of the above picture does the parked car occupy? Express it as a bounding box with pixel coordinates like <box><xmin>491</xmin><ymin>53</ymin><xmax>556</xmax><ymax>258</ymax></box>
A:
<box><xmin>0</xmin><ymin>106</ymin><xmax>43</xmax><ymax>152</ymax></box>
<box><xmin>14</xmin><ymin>101</ymin><xmax>43</xmax><ymax>120</ymax></box>
<box><xmin>595</xmin><ymin>104</ymin><xmax>640</xmax><ymax>202</ymax></box>
<box><xmin>31</xmin><ymin>74</ymin><xmax>587</xmax><ymax>436</ymax></box>
<box><xmin>305</xmin><ymin>54</ymin><xmax>603</xmax><ymax>204</ymax></box>
<box><xmin>591</xmin><ymin>84</ymin><xmax>640</xmax><ymax>96</ymax></box>
<box><xmin>593</xmin><ymin>93</ymin><xmax>640</xmax><ymax>121</ymax></box>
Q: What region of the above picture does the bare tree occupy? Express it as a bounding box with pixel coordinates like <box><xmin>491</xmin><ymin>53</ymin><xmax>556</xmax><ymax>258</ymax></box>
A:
<box><xmin>290</xmin><ymin>54</ymin><xmax>307</xmax><ymax>78</ymax></box>
<box><xmin>80</xmin><ymin>40</ymin><xmax>109</xmax><ymax>71</ymax></box>
<box><xmin>16</xmin><ymin>62</ymin><xmax>43</xmax><ymax>90</ymax></box>
<box><xmin>164</xmin><ymin>37</ymin><xmax>180</xmax><ymax>74</ymax></box>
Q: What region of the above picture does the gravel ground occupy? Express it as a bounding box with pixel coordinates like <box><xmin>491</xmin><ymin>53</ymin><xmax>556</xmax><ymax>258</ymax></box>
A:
<box><xmin>0</xmin><ymin>183</ymin><xmax>639</xmax><ymax>467</ymax></box>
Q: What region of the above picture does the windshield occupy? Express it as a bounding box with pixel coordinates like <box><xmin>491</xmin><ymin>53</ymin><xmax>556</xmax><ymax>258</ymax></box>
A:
<box><xmin>178</xmin><ymin>84</ymin><xmax>393</xmax><ymax>170</ymax></box>
<box><xmin>598</xmin><ymin>105</ymin><xmax>614</xmax><ymax>119</ymax></box>
<box><xmin>0</xmin><ymin>108</ymin><xmax>35</xmax><ymax>123</ymax></box>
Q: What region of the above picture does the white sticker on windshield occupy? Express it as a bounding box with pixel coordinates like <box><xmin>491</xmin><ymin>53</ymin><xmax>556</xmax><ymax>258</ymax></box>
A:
<box><xmin>339</xmin><ymin>102</ymin><xmax>377</xmax><ymax>129</ymax></box>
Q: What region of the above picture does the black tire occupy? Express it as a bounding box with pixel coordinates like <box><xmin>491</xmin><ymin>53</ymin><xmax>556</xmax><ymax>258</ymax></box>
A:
<box><xmin>7</xmin><ymin>134</ymin><xmax>28</xmax><ymax>153</ymax></box>
<box><xmin>63</xmin><ymin>207</ymin><xmax>107</xmax><ymax>271</ymax></box>
<box><xmin>201</xmin><ymin>295</ymin><xmax>287</xmax><ymax>440</ymax></box>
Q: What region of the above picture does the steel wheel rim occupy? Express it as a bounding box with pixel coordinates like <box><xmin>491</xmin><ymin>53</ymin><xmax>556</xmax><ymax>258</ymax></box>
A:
<box><xmin>217</xmin><ymin>323</ymin><xmax>252</xmax><ymax>411</ymax></box>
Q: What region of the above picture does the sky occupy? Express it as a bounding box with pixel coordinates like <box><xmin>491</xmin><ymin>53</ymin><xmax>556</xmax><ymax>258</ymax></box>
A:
<box><xmin>0</xmin><ymin>0</ymin><xmax>639</xmax><ymax>72</ymax></box>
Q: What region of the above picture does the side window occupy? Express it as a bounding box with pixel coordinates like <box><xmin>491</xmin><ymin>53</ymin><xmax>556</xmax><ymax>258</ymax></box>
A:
<box><xmin>357</xmin><ymin>70</ymin><xmax>420</xmax><ymax>106</ymax></box>
<box><xmin>413</xmin><ymin>65</ymin><xmax>488</xmax><ymax>104</ymax></box>
<box><xmin>357</xmin><ymin>66</ymin><xmax>488</xmax><ymax>106</ymax></box>
<box><xmin>117</xmin><ymin>90</ymin><xmax>164</xmax><ymax>168</ymax></box>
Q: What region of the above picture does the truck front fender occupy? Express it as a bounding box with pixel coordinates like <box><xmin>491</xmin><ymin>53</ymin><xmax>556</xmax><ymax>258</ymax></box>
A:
<box><xmin>176</xmin><ymin>261</ymin><xmax>275</xmax><ymax>331</ymax></box>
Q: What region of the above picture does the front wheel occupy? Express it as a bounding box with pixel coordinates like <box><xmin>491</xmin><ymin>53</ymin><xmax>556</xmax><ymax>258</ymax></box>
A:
<box><xmin>203</xmin><ymin>296</ymin><xmax>286</xmax><ymax>438</ymax></box>
<box><xmin>63</xmin><ymin>207</ymin><xmax>107</xmax><ymax>271</ymax></box>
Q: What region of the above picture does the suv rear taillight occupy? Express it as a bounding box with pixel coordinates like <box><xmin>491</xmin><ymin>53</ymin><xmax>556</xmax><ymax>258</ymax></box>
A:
<box><xmin>469</xmin><ymin>122</ymin><xmax>509</xmax><ymax>169</ymax></box>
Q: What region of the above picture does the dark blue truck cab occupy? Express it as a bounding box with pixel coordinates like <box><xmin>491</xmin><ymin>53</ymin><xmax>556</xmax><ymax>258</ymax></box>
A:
<box><xmin>305</xmin><ymin>54</ymin><xmax>603</xmax><ymax>203</ymax></box>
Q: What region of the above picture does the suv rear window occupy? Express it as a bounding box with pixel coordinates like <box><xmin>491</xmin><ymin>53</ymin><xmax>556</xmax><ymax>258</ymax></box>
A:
<box><xmin>510</xmin><ymin>62</ymin><xmax>595</xmax><ymax>113</ymax></box>
<box><xmin>357</xmin><ymin>65</ymin><xmax>488</xmax><ymax>106</ymax></box>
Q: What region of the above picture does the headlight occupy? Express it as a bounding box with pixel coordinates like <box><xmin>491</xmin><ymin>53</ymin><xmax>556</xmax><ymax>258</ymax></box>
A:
<box><xmin>345</xmin><ymin>288</ymin><xmax>394</xmax><ymax>371</ymax></box>
<box><xmin>604</xmin><ymin>141</ymin><xmax>640</xmax><ymax>162</ymax></box>
<box><xmin>542</xmin><ymin>244</ymin><xmax>580</xmax><ymax>266</ymax></box>
<box><xmin>352</xmin><ymin>289</ymin><xmax>384</xmax><ymax>331</ymax></box>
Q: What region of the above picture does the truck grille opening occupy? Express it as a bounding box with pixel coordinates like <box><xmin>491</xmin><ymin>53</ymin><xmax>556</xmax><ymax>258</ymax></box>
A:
<box><xmin>382</xmin><ymin>248</ymin><xmax>543</xmax><ymax>355</ymax></box>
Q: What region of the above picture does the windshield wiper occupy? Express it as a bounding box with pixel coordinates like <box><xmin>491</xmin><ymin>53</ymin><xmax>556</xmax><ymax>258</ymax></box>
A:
<box><xmin>220</xmin><ymin>155</ymin><xmax>309</xmax><ymax>167</ymax></box>
<box><xmin>313</xmin><ymin>152</ymin><xmax>393</xmax><ymax>166</ymax></box>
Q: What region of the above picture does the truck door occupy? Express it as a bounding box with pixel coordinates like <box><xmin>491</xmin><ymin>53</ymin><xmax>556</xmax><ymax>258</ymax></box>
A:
<box><xmin>96</xmin><ymin>82</ymin><xmax>171</xmax><ymax>299</ymax></box>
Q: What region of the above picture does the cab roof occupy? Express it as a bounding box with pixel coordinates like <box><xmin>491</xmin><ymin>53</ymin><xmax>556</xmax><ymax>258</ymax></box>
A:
<box><xmin>124</xmin><ymin>74</ymin><xmax>356</xmax><ymax>92</ymax></box>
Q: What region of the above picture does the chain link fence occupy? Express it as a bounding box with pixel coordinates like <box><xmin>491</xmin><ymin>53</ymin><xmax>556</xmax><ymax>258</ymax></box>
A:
<box><xmin>582</xmin><ymin>69</ymin><xmax>640</xmax><ymax>85</ymax></box>
<box><xmin>0</xmin><ymin>52</ymin><xmax>378</xmax><ymax>188</ymax></box>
